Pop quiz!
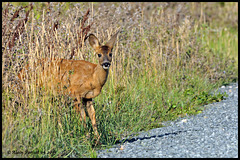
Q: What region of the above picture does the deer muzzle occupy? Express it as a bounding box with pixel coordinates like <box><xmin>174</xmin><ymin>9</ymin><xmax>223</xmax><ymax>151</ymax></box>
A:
<box><xmin>102</xmin><ymin>62</ymin><xmax>111</xmax><ymax>70</ymax></box>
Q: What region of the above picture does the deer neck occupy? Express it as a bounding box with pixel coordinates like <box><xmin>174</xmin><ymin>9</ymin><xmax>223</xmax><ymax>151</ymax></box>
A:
<box><xmin>94</xmin><ymin>64</ymin><xmax>109</xmax><ymax>87</ymax></box>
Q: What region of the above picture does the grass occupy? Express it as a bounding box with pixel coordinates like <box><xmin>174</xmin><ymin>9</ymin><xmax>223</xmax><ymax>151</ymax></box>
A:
<box><xmin>2</xmin><ymin>2</ymin><xmax>238</xmax><ymax>158</ymax></box>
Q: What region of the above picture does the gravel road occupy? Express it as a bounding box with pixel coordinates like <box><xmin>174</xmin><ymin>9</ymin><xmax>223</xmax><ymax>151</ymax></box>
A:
<box><xmin>97</xmin><ymin>83</ymin><xmax>238</xmax><ymax>158</ymax></box>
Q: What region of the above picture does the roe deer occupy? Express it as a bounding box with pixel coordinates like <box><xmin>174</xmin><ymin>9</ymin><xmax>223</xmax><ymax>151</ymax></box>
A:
<box><xmin>18</xmin><ymin>31</ymin><xmax>119</xmax><ymax>138</ymax></box>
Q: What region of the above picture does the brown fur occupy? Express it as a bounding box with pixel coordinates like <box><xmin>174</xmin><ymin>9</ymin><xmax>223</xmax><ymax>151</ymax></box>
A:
<box><xmin>18</xmin><ymin>32</ymin><xmax>119</xmax><ymax>138</ymax></box>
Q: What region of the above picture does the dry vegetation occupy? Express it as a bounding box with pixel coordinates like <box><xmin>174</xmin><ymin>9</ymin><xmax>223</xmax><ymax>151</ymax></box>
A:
<box><xmin>2</xmin><ymin>2</ymin><xmax>238</xmax><ymax>158</ymax></box>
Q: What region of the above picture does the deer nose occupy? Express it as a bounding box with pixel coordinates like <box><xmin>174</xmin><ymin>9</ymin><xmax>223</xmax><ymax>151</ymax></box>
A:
<box><xmin>102</xmin><ymin>62</ymin><xmax>111</xmax><ymax>69</ymax></box>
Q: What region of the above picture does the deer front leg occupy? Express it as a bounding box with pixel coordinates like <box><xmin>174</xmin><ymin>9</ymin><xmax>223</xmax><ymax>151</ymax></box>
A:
<box><xmin>84</xmin><ymin>88</ymin><xmax>101</xmax><ymax>99</ymax></box>
<box><xmin>74</xmin><ymin>98</ymin><xmax>80</xmax><ymax>113</ymax></box>
<box><xmin>85</xmin><ymin>98</ymin><xmax>99</xmax><ymax>138</ymax></box>
<box><xmin>74</xmin><ymin>97</ymin><xmax>86</xmax><ymax>128</ymax></box>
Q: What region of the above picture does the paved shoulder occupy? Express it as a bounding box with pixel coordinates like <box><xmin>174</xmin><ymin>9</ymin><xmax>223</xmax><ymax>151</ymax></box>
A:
<box><xmin>97</xmin><ymin>83</ymin><xmax>238</xmax><ymax>158</ymax></box>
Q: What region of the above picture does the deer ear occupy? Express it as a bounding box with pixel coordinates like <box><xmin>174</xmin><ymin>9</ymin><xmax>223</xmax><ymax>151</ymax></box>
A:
<box><xmin>105</xmin><ymin>31</ymin><xmax>119</xmax><ymax>49</ymax></box>
<box><xmin>89</xmin><ymin>34</ymin><xmax>101</xmax><ymax>50</ymax></box>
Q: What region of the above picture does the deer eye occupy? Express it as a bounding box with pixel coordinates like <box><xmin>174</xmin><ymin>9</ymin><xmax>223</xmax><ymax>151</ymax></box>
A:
<box><xmin>109</xmin><ymin>53</ymin><xmax>112</xmax><ymax>57</ymax></box>
<box><xmin>98</xmin><ymin>54</ymin><xmax>102</xmax><ymax>57</ymax></box>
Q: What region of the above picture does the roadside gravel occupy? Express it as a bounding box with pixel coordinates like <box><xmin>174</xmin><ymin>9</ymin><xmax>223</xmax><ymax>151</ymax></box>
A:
<box><xmin>97</xmin><ymin>82</ymin><xmax>238</xmax><ymax>158</ymax></box>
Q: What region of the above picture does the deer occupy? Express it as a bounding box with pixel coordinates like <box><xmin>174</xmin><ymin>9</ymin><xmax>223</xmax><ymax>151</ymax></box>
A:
<box><xmin>18</xmin><ymin>31</ymin><xmax>119</xmax><ymax>139</ymax></box>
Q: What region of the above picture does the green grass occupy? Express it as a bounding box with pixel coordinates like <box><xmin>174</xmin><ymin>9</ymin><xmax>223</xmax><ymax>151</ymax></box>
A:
<box><xmin>2</xmin><ymin>2</ymin><xmax>238</xmax><ymax>158</ymax></box>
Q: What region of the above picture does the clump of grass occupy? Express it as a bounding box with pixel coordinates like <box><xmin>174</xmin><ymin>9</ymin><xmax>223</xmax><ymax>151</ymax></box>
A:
<box><xmin>2</xmin><ymin>2</ymin><xmax>238</xmax><ymax>158</ymax></box>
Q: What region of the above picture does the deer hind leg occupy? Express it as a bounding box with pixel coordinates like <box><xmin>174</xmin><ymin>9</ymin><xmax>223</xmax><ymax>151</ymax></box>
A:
<box><xmin>85</xmin><ymin>98</ymin><xmax>99</xmax><ymax>138</ymax></box>
<box><xmin>74</xmin><ymin>97</ymin><xmax>86</xmax><ymax>128</ymax></box>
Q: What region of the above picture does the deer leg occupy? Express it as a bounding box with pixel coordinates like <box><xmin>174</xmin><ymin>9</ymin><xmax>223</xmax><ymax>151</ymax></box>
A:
<box><xmin>85</xmin><ymin>98</ymin><xmax>99</xmax><ymax>138</ymax></box>
<box><xmin>74</xmin><ymin>97</ymin><xmax>86</xmax><ymax>128</ymax></box>
<box><xmin>74</xmin><ymin>98</ymin><xmax>80</xmax><ymax>115</ymax></box>
<box><xmin>80</xmin><ymin>98</ymin><xmax>87</xmax><ymax>124</ymax></box>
